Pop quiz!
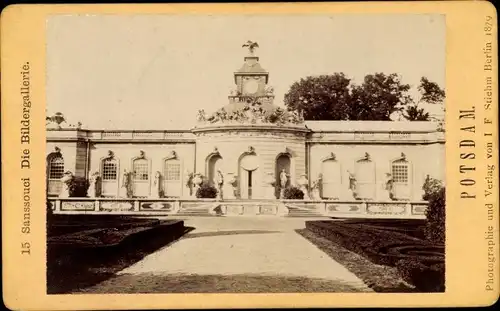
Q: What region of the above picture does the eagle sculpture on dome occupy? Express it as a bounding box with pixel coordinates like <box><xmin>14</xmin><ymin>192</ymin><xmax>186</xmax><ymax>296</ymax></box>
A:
<box><xmin>242</xmin><ymin>40</ymin><xmax>259</xmax><ymax>55</ymax></box>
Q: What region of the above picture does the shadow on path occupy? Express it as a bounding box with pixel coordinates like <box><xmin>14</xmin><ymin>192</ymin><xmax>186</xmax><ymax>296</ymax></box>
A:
<box><xmin>77</xmin><ymin>272</ymin><xmax>370</xmax><ymax>293</ymax></box>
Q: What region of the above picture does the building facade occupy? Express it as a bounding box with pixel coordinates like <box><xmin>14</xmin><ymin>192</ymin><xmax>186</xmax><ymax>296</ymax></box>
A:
<box><xmin>46</xmin><ymin>51</ymin><xmax>445</xmax><ymax>209</ymax></box>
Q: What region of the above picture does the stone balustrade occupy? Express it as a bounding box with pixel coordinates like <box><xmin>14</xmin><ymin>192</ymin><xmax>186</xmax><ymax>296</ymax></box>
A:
<box><xmin>48</xmin><ymin>197</ymin><xmax>427</xmax><ymax>219</ymax></box>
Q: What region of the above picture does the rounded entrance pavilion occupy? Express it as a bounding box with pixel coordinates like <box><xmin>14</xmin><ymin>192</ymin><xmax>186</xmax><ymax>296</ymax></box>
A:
<box><xmin>192</xmin><ymin>101</ymin><xmax>310</xmax><ymax>200</ymax></box>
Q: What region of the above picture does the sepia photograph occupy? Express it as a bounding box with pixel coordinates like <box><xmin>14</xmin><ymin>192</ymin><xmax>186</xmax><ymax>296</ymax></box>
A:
<box><xmin>44</xmin><ymin>14</ymin><xmax>446</xmax><ymax>294</ymax></box>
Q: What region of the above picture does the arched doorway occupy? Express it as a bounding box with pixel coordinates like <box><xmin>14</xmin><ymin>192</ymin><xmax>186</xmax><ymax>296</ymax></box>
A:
<box><xmin>275</xmin><ymin>153</ymin><xmax>291</xmax><ymax>198</ymax></box>
<box><xmin>355</xmin><ymin>158</ymin><xmax>376</xmax><ymax>200</ymax></box>
<box><xmin>207</xmin><ymin>154</ymin><xmax>223</xmax><ymax>186</ymax></box>
<box><xmin>101</xmin><ymin>157</ymin><xmax>118</xmax><ymax>197</ymax></box>
<box><xmin>47</xmin><ymin>154</ymin><xmax>64</xmax><ymax>196</ymax></box>
<box><xmin>322</xmin><ymin>159</ymin><xmax>341</xmax><ymax>199</ymax></box>
<box><xmin>132</xmin><ymin>158</ymin><xmax>150</xmax><ymax>197</ymax></box>
<box><xmin>239</xmin><ymin>154</ymin><xmax>258</xmax><ymax>199</ymax></box>
<box><xmin>164</xmin><ymin>158</ymin><xmax>182</xmax><ymax>197</ymax></box>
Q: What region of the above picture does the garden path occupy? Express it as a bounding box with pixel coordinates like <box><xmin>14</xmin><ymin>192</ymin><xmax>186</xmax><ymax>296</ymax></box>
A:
<box><xmin>78</xmin><ymin>217</ymin><xmax>373</xmax><ymax>293</ymax></box>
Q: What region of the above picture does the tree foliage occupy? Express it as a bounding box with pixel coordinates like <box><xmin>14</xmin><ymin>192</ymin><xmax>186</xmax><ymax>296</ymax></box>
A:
<box><xmin>403</xmin><ymin>77</ymin><xmax>445</xmax><ymax>121</ymax></box>
<box><xmin>350</xmin><ymin>73</ymin><xmax>411</xmax><ymax>120</ymax></box>
<box><xmin>284</xmin><ymin>73</ymin><xmax>445</xmax><ymax>122</ymax></box>
<box><xmin>402</xmin><ymin>105</ymin><xmax>430</xmax><ymax>121</ymax></box>
<box><xmin>284</xmin><ymin>73</ymin><xmax>352</xmax><ymax>120</ymax></box>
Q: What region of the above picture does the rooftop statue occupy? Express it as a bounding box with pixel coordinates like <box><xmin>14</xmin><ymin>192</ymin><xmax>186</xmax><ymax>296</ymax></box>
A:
<box><xmin>242</xmin><ymin>40</ymin><xmax>259</xmax><ymax>55</ymax></box>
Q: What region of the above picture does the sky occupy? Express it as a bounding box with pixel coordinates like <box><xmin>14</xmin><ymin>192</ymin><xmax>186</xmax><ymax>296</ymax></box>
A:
<box><xmin>46</xmin><ymin>14</ymin><xmax>445</xmax><ymax>130</ymax></box>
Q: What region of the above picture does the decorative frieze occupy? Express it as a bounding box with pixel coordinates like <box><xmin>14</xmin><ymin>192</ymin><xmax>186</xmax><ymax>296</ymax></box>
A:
<box><xmin>366</xmin><ymin>203</ymin><xmax>407</xmax><ymax>215</ymax></box>
<box><xmin>326</xmin><ymin>204</ymin><xmax>361</xmax><ymax>213</ymax></box>
<box><xmin>100</xmin><ymin>201</ymin><xmax>134</xmax><ymax>212</ymax></box>
<box><xmin>61</xmin><ymin>201</ymin><xmax>95</xmax><ymax>211</ymax></box>
<box><xmin>140</xmin><ymin>202</ymin><xmax>173</xmax><ymax>211</ymax></box>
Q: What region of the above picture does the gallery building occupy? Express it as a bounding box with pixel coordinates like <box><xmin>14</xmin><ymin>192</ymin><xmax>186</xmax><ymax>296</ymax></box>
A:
<box><xmin>46</xmin><ymin>49</ymin><xmax>445</xmax><ymax>217</ymax></box>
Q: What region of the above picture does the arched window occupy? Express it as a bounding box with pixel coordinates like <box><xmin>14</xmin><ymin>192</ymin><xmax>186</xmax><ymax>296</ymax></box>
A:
<box><xmin>48</xmin><ymin>156</ymin><xmax>64</xmax><ymax>195</ymax></box>
<box><xmin>391</xmin><ymin>158</ymin><xmax>410</xmax><ymax>199</ymax></box>
<box><xmin>355</xmin><ymin>157</ymin><xmax>376</xmax><ymax>200</ymax></box>
<box><xmin>100</xmin><ymin>157</ymin><xmax>118</xmax><ymax>197</ymax></box>
<box><xmin>133</xmin><ymin>158</ymin><xmax>149</xmax><ymax>181</ymax></box>
<box><xmin>102</xmin><ymin>158</ymin><xmax>117</xmax><ymax>181</ymax></box>
<box><xmin>49</xmin><ymin>157</ymin><xmax>64</xmax><ymax>179</ymax></box>
<box><xmin>164</xmin><ymin>159</ymin><xmax>181</xmax><ymax>181</ymax></box>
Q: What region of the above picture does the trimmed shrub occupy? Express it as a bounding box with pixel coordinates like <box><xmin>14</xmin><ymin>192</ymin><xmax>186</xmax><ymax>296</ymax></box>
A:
<box><xmin>67</xmin><ymin>176</ymin><xmax>90</xmax><ymax>198</ymax></box>
<box><xmin>283</xmin><ymin>186</ymin><xmax>304</xmax><ymax>199</ymax></box>
<box><xmin>396</xmin><ymin>259</ymin><xmax>445</xmax><ymax>292</ymax></box>
<box><xmin>422</xmin><ymin>176</ymin><xmax>444</xmax><ymax>201</ymax></box>
<box><xmin>196</xmin><ymin>184</ymin><xmax>217</xmax><ymax>199</ymax></box>
<box><xmin>425</xmin><ymin>187</ymin><xmax>445</xmax><ymax>245</ymax></box>
<box><xmin>305</xmin><ymin>220</ymin><xmax>445</xmax><ymax>292</ymax></box>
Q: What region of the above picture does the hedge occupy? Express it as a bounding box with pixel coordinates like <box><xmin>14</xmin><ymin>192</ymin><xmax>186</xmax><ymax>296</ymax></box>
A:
<box><xmin>425</xmin><ymin>187</ymin><xmax>445</xmax><ymax>244</ymax></box>
<box><xmin>283</xmin><ymin>186</ymin><xmax>304</xmax><ymax>199</ymax></box>
<box><xmin>196</xmin><ymin>184</ymin><xmax>218</xmax><ymax>198</ymax></box>
<box><xmin>306</xmin><ymin>220</ymin><xmax>445</xmax><ymax>292</ymax></box>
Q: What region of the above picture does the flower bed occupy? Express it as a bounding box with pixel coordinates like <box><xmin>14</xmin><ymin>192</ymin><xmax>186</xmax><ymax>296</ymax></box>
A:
<box><xmin>305</xmin><ymin>220</ymin><xmax>444</xmax><ymax>292</ymax></box>
<box><xmin>47</xmin><ymin>218</ymin><xmax>186</xmax><ymax>293</ymax></box>
<box><xmin>48</xmin><ymin>214</ymin><xmax>163</xmax><ymax>236</ymax></box>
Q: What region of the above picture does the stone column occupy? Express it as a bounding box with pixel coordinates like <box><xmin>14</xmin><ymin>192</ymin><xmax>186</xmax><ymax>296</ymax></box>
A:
<box><xmin>264</xmin><ymin>172</ymin><xmax>276</xmax><ymax>199</ymax></box>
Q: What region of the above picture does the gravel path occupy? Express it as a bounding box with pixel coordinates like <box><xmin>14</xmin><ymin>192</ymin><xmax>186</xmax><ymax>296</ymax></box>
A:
<box><xmin>78</xmin><ymin>217</ymin><xmax>373</xmax><ymax>293</ymax></box>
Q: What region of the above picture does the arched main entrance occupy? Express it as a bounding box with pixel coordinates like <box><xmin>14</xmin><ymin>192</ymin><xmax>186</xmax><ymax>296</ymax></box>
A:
<box><xmin>239</xmin><ymin>154</ymin><xmax>258</xmax><ymax>199</ymax></box>
<box><xmin>275</xmin><ymin>153</ymin><xmax>291</xmax><ymax>198</ymax></box>
<box><xmin>207</xmin><ymin>154</ymin><xmax>223</xmax><ymax>186</ymax></box>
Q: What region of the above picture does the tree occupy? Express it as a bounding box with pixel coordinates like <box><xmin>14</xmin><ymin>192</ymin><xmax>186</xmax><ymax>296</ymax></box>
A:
<box><xmin>419</xmin><ymin>77</ymin><xmax>445</xmax><ymax>105</ymax></box>
<box><xmin>402</xmin><ymin>103</ymin><xmax>430</xmax><ymax>121</ymax></box>
<box><xmin>403</xmin><ymin>77</ymin><xmax>445</xmax><ymax>121</ymax></box>
<box><xmin>284</xmin><ymin>72</ymin><xmax>412</xmax><ymax>121</ymax></box>
<box><xmin>350</xmin><ymin>73</ymin><xmax>411</xmax><ymax>120</ymax></box>
<box><xmin>284</xmin><ymin>73</ymin><xmax>352</xmax><ymax>120</ymax></box>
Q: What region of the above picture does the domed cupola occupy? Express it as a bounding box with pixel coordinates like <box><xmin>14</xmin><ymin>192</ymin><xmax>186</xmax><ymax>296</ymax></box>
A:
<box><xmin>193</xmin><ymin>41</ymin><xmax>307</xmax><ymax>132</ymax></box>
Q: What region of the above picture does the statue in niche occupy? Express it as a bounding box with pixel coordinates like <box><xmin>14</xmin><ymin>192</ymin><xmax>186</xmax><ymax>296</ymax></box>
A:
<box><xmin>384</xmin><ymin>173</ymin><xmax>395</xmax><ymax>200</ymax></box>
<box><xmin>59</xmin><ymin>171</ymin><xmax>74</xmax><ymax>198</ymax></box>
<box><xmin>280</xmin><ymin>169</ymin><xmax>288</xmax><ymax>189</ymax></box>
<box><xmin>152</xmin><ymin>171</ymin><xmax>162</xmax><ymax>198</ymax></box>
<box><xmin>120</xmin><ymin>169</ymin><xmax>132</xmax><ymax>198</ymax></box>
<box><xmin>88</xmin><ymin>171</ymin><xmax>102</xmax><ymax>198</ymax></box>
<box><xmin>215</xmin><ymin>169</ymin><xmax>224</xmax><ymax>200</ymax></box>
<box><xmin>311</xmin><ymin>173</ymin><xmax>322</xmax><ymax>200</ymax></box>
<box><xmin>347</xmin><ymin>170</ymin><xmax>358</xmax><ymax>199</ymax></box>
<box><xmin>279</xmin><ymin>169</ymin><xmax>289</xmax><ymax>199</ymax></box>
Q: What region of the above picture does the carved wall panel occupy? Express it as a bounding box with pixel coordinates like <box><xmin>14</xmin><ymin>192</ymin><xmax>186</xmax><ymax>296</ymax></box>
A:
<box><xmin>61</xmin><ymin>201</ymin><xmax>95</xmax><ymax>211</ymax></box>
<box><xmin>100</xmin><ymin>201</ymin><xmax>134</xmax><ymax>212</ymax></box>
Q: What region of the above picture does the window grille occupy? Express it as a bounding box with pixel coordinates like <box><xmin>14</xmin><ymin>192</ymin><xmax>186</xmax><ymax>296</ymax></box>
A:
<box><xmin>392</xmin><ymin>161</ymin><xmax>409</xmax><ymax>184</ymax></box>
<box><xmin>48</xmin><ymin>157</ymin><xmax>64</xmax><ymax>180</ymax></box>
<box><xmin>133</xmin><ymin>159</ymin><xmax>149</xmax><ymax>181</ymax></box>
<box><xmin>164</xmin><ymin>160</ymin><xmax>181</xmax><ymax>181</ymax></box>
<box><xmin>102</xmin><ymin>159</ymin><xmax>117</xmax><ymax>180</ymax></box>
